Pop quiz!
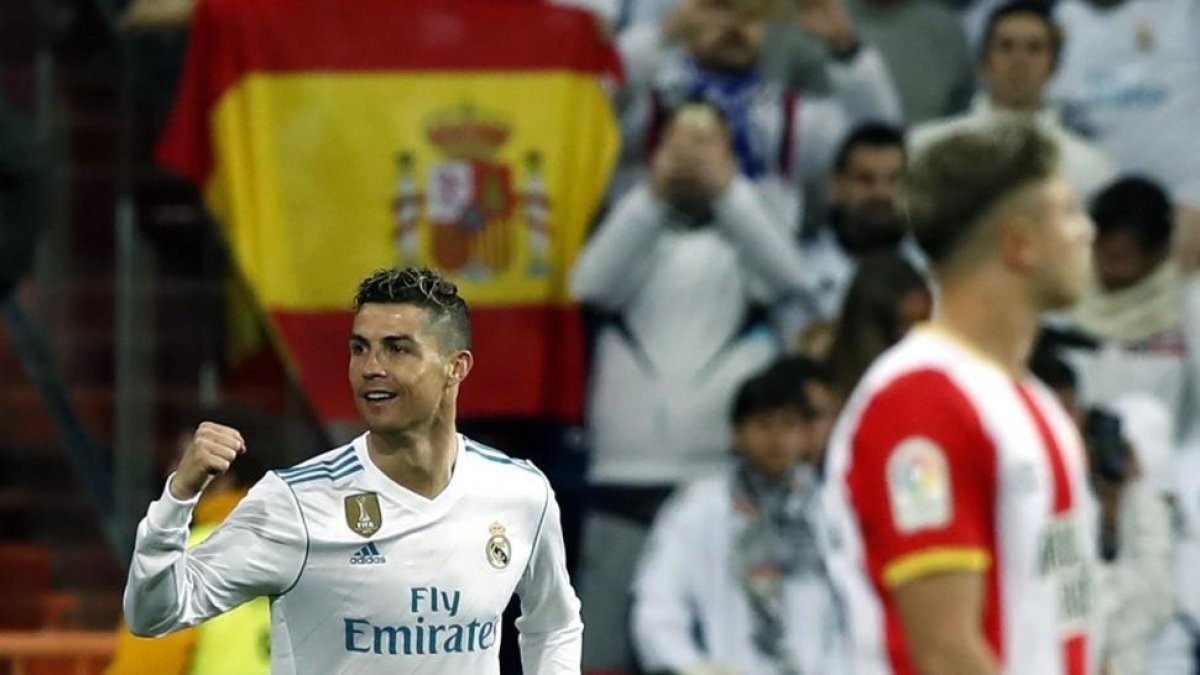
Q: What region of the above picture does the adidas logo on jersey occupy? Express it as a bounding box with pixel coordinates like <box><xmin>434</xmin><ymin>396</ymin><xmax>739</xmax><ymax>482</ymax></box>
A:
<box><xmin>349</xmin><ymin>542</ymin><xmax>387</xmax><ymax>565</ymax></box>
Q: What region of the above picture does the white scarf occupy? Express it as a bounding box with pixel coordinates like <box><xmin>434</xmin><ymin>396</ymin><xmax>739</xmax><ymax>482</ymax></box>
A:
<box><xmin>1071</xmin><ymin>263</ymin><xmax>1181</xmax><ymax>342</ymax></box>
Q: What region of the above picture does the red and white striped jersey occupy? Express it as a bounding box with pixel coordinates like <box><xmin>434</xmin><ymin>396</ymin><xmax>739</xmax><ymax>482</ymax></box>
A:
<box><xmin>822</xmin><ymin>326</ymin><xmax>1099</xmax><ymax>675</ymax></box>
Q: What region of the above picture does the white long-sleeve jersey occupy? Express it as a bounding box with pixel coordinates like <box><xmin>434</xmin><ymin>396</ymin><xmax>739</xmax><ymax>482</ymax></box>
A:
<box><xmin>123</xmin><ymin>433</ymin><xmax>582</xmax><ymax>675</ymax></box>
<box><xmin>632</xmin><ymin>472</ymin><xmax>845</xmax><ymax>675</ymax></box>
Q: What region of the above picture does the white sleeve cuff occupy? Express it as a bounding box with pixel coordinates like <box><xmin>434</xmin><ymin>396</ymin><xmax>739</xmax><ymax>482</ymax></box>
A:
<box><xmin>146</xmin><ymin>473</ymin><xmax>200</xmax><ymax>532</ymax></box>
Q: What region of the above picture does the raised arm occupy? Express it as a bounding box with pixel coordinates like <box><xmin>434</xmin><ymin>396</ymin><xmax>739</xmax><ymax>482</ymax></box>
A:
<box><xmin>123</xmin><ymin>423</ymin><xmax>306</xmax><ymax>636</ymax></box>
<box><xmin>789</xmin><ymin>0</ymin><xmax>902</xmax><ymax>177</ymax></box>
<box><xmin>713</xmin><ymin>176</ymin><xmax>812</xmax><ymax>302</ymax></box>
<box><xmin>569</xmin><ymin>184</ymin><xmax>669</xmax><ymax>311</ymax></box>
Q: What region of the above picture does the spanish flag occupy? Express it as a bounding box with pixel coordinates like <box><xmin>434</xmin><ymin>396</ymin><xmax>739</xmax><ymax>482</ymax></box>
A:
<box><xmin>159</xmin><ymin>0</ymin><xmax>621</xmax><ymax>423</ymax></box>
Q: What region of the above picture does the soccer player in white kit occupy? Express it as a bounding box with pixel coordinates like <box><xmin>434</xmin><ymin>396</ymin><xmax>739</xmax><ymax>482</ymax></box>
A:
<box><xmin>122</xmin><ymin>267</ymin><xmax>583</xmax><ymax>674</ymax></box>
<box><xmin>822</xmin><ymin>122</ymin><xmax>1099</xmax><ymax>674</ymax></box>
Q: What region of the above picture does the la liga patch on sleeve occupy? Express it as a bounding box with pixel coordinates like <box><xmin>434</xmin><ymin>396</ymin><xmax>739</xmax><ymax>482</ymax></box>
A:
<box><xmin>887</xmin><ymin>437</ymin><xmax>952</xmax><ymax>533</ymax></box>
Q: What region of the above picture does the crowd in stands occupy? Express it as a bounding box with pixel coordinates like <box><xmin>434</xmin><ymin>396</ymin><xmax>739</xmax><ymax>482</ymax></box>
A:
<box><xmin>100</xmin><ymin>0</ymin><xmax>1200</xmax><ymax>673</ymax></box>
<box><xmin>569</xmin><ymin>0</ymin><xmax>1200</xmax><ymax>673</ymax></box>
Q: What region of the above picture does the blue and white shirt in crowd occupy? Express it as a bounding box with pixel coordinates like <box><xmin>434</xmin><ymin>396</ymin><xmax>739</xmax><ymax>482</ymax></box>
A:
<box><xmin>1052</xmin><ymin>0</ymin><xmax>1200</xmax><ymax>207</ymax></box>
<box><xmin>123</xmin><ymin>433</ymin><xmax>582</xmax><ymax>675</ymax></box>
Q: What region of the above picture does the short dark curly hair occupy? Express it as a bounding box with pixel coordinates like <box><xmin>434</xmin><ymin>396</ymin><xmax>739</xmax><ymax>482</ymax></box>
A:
<box><xmin>1090</xmin><ymin>176</ymin><xmax>1173</xmax><ymax>257</ymax></box>
<box><xmin>353</xmin><ymin>267</ymin><xmax>472</xmax><ymax>352</ymax></box>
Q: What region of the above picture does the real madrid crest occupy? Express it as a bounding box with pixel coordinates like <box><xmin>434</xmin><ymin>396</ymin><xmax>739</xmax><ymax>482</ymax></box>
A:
<box><xmin>485</xmin><ymin>522</ymin><xmax>512</xmax><ymax>569</ymax></box>
<box><xmin>345</xmin><ymin>492</ymin><xmax>382</xmax><ymax>538</ymax></box>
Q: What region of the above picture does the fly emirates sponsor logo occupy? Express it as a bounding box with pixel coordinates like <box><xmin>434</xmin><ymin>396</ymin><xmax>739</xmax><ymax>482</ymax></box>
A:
<box><xmin>344</xmin><ymin>586</ymin><xmax>500</xmax><ymax>656</ymax></box>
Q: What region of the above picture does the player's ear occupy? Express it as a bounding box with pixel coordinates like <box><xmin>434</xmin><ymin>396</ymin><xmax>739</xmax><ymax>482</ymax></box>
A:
<box><xmin>997</xmin><ymin>212</ymin><xmax>1038</xmax><ymax>272</ymax></box>
<box><xmin>445</xmin><ymin>350</ymin><xmax>473</xmax><ymax>388</ymax></box>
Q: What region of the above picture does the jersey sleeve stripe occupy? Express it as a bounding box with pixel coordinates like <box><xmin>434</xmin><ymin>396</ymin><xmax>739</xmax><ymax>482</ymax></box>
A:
<box><xmin>464</xmin><ymin>443</ymin><xmax>541</xmax><ymax>475</ymax></box>
<box><xmin>280</xmin><ymin>462</ymin><xmax>364</xmax><ymax>485</ymax></box>
<box><xmin>276</xmin><ymin>449</ymin><xmax>358</xmax><ymax>478</ymax></box>
<box><xmin>465</xmin><ymin>440</ymin><xmax>508</xmax><ymax>459</ymax></box>
<box><xmin>882</xmin><ymin>546</ymin><xmax>992</xmax><ymax>588</ymax></box>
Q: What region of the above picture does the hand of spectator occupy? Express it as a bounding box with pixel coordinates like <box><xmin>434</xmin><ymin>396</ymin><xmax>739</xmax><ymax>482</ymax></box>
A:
<box><xmin>1173</xmin><ymin>203</ymin><xmax>1200</xmax><ymax>276</ymax></box>
<box><xmin>169</xmin><ymin>422</ymin><xmax>247</xmax><ymax>501</ymax></box>
<box><xmin>120</xmin><ymin>0</ymin><xmax>197</xmax><ymax>30</ymax></box>
<box><xmin>795</xmin><ymin>0</ymin><xmax>858</xmax><ymax>55</ymax></box>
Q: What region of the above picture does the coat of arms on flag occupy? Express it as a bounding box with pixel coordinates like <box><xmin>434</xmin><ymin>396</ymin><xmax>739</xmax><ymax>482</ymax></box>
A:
<box><xmin>392</xmin><ymin>103</ymin><xmax>553</xmax><ymax>280</ymax></box>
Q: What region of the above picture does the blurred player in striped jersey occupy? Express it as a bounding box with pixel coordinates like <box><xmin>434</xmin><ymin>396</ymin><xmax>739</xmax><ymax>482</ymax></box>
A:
<box><xmin>123</xmin><ymin>266</ymin><xmax>582</xmax><ymax>674</ymax></box>
<box><xmin>822</xmin><ymin>121</ymin><xmax>1100</xmax><ymax>675</ymax></box>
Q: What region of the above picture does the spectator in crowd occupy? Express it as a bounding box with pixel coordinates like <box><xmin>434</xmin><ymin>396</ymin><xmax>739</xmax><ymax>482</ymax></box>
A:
<box><xmin>570</xmin><ymin>100</ymin><xmax>812</xmax><ymax>673</ymax></box>
<box><xmin>1032</xmin><ymin>347</ymin><xmax>1174</xmax><ymax>675</ymax></box>
<box><xmin>612</xmin><ymin>0</ymin><xmax>902</xmax><ymax>222</ymax></box>
<box><xmin>909</xmin><ymin>0</ymin><xmax>1117</xmax><ymax>200</ymax></box>
<box><xmin>844</xmin><ymin>0</ymin><xmax>975</xmax><ymax>122</ymax></box>
<box><xmin>826</xmin><ymin>251</ymin><xmax>932</xmax><ymax>398</ymax></box>
<box><xmin>1061</xmin><ymin>177</ymin><xmax>1200</xmax><ymax>443</ymax></box>
<box><xmin>620</xmin><ymin>0</ymin><xmax>838</xmax><ymax>94</ymax></box>
<box><xmin>1089</xmin><ymin>398</ymin><xmax>1175</xmax><ymax>675</ymax></box>
<box><xmin>1052</xmin><ymin>0</ymin><xmax>1200</xmax><ymax>211</ymax></box>
<box><xmin>631</xmin><ymin>358</ymin><xmax>843</xmax><ymax>675</ymax></box>
<box><xmin>783</xmin><ymin>123</ymin><xmax>919</xmax><ymax>338</ymax></box>
<box><xmin>776</xmin><ymin>355</ymin><xmax>841</xmax><ymax>467</ymax></box>
<box><xmin>1029</xmin><ymin>331</ymin><xmax>1086</xmax><ymax>426</ymax></box>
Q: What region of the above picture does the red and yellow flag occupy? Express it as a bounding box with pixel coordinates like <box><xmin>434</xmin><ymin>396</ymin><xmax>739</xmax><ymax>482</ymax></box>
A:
<box><xmin>159</xmin><ymin>0</ymin><xmax>621</xmax><ymax>423</ymax></box>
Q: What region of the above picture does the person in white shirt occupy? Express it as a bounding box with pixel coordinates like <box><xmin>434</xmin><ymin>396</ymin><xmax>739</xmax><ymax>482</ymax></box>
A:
<box><xmin>123</xmin><ymin>266</ymin><xmax>582</xmax><ymax>675</ymax></box>
<box><xmin>633</xmin><ymin>357</ymin><xmax>844</xmax><ymax>675</ymax></box>
<box><xmin>1063</xmin><ymin>177</ymin><xmax>1200</xmax><ymax>444</ymax></box>
<box><xmin>909</xmin><ymin>0</ymin><xmax>1117</xmax><ymax>201</ymax></box>
<box><xmin>571</xmin><ymin>100</ymin><xmax>811</xmax><ymax>673</ymax></box>
<box><xmin>1095</xmin><ymin>396</ymin><xmax>1175</xmax><ymax>675</ymax></box>
<box><xmin>1052</xmin><ymin>0</ymin><xmax>1200</xmax><ymax>210</ymax></box>
<box><xmin>612</xmin><ymin>0</ymin><xmax>902</xmax><ymax>223</ymax></box>
<box><xmin>784</xmin><ymin>123</ymin><xmax>923</xmax><ymax>339</ymax></box>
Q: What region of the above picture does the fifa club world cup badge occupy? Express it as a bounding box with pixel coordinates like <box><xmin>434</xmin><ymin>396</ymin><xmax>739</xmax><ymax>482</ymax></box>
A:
<box><xmin>486</xmin><ymin>522</ymin><xmax>512</xmax><ymax>569</ymax></box>
<box><xmin>345</xmin><ymin>492</ymin><xmax>382</xmax><ymax>538</ymax></box>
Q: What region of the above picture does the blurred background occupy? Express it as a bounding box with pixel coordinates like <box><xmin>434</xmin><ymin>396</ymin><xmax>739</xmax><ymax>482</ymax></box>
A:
<box><xmin>2</xmin><ymin>0</ymin><xmax>1200</xmax><ymax>673</ymax></box>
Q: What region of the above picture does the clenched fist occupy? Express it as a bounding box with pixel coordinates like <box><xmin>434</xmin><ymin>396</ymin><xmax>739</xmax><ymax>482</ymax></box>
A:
<box><xmin>169</xmin><ymin>422</ymin><xmax>246</xmax><ymax>501</ymax></box>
